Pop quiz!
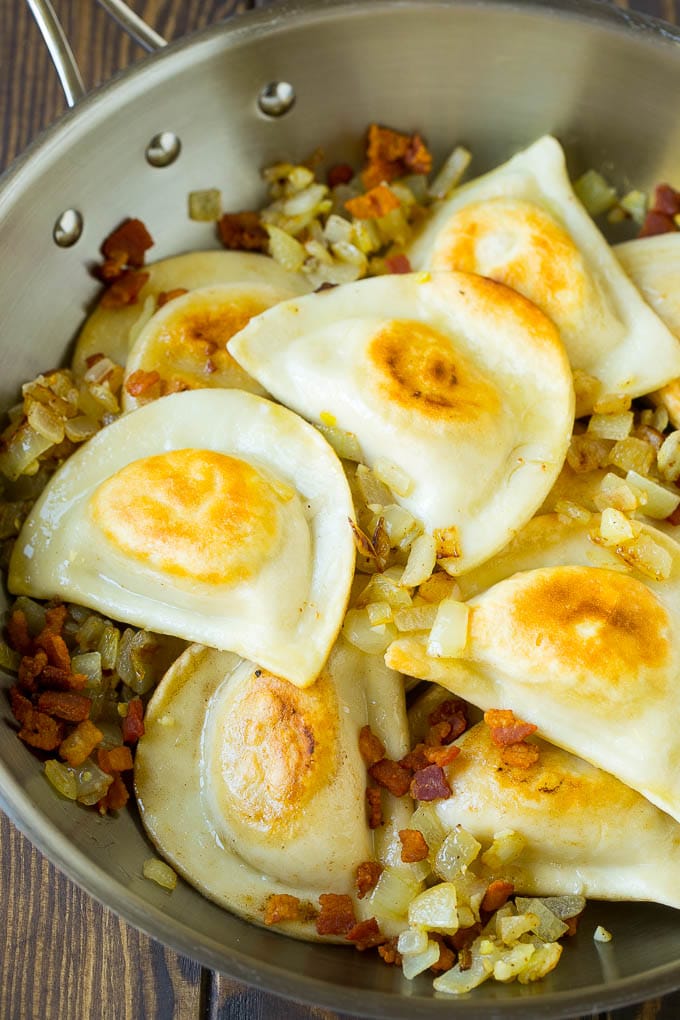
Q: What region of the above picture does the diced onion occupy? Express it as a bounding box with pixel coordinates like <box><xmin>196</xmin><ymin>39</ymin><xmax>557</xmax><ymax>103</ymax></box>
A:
<box><xmin>368</xmin><ymin>866</ymin><xmax>423</xmax><ymax>921</ymax></box>
<box><xmin>342</xmin><ymin>608</ymin><xmax>397</xmax><ymax>654</ymax></box>
<box><xmin>573</xmin><ymin>169</ymin><xmax>618</xmax><ymax>216</ymax></box>
<box><xmin>188</xmin><ymin>189</ymin><xmax>222</xmax><ymax>222</ymax></box>
<box><xmin>143</xmin><ymin>857</ymin><xmax>178</xmax><ymax>891</ymax></box>
<box><xmin>434</xmin><ymin>827</ymin><xmax>482</xmax><ymax>882</ymax></box>
<box><xmin>429</xmin><ymin>145</ymin><xmax>472</xmax><ymax>199</ymax></box>
<box><xmin>316</xmin><ymin>423</ymin><xmax>363</xmax><ymax>462</ymax></box>
<box><xmin>599</xmin><ymin>507</ymin><xmax>636</xmax><ymax>546</ymax></box>
<box><xmin>401</xmin><ymin>534</ymin><xmax>437</xmax><ymax>588</ymax></box>
<box><xmin>393</xmin><ymin>603</ymin><xmax>438</xmax><ymax>633</ymax></box>
<box><xmin>607</xmin><ymin>437</ymin><xmax>654</xmax><ymax>476</ymax></box>
<box><xmin>481</xmin><ymin>830</ymin><xmax>526</xmax><ymax>871</ymax></box>
<box><xmin>593</xmin><ymin>925</ymin><xmax>613</xmax><ymax>943</ymax></box>
<box><xmin>657</xmin><ymin>431</ymin><xmax>680</xmax><ymax>482</ymax></box>
<box><xmin>625</xmin><ymin>470</ymin><xmax>680</xmax><ymax>519</ymax></box>
<box><xmin>397</xmin><ymin>928</ymin><xmax>429</xmax><ymax>957</ymax></box>
<box><xmin>401</xmin><ymin>940</ymin><xmax>441</xmax><ymax>980</ymax></box>
<box><xmin>433</xmin><ymin>951</ymin><xmax>492</xmax><ymax>994</ymax></box>
<box><xmin>408</xmin><ymin>883</ymin><xmax>459</xmax><ymax>935</ymax></box>
<box><xmin>427</xmin><ymin>598</ymin><xmax>469</xmax><ymax>658</ymax></box>
<box><xmin>373</xmin><ymin>457</ymin><xmax>413</xmax><ymax>496</ymax></box>
<box><xmin>587</xmin><ymin>412</ymin><xmax>634</xmax><ymax>440</ymax></box>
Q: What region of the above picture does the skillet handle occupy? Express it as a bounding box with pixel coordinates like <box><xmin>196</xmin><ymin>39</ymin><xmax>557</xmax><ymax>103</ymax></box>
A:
<box><xmin>25</xmin><ymin>0</ymin><xmax>166</xmax><ymax>109</ymax></box>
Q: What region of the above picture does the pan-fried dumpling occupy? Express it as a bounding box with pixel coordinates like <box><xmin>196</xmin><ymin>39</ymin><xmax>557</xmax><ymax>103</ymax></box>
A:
<box><xmin>407</xmin><ymin>136</ymin><xmax>680</xmax><ymax>408</ymax></box>
<box><xmin>135</xmin><ymin>639</ymin><xmax>411</xmax><ymax>939</ymax></box>
<box><xmin>615</xmin><ymin>233</ymin><xmax>680</xmax><ymax>427</ymax></box>
<box><xmin>386</xmin><ymin>514</ymin><xmax>680</xmax><ymax>822</ymax></box>
<box><xmin>229</xmin><ymin>270</ymin><xmax>574</xmax><ymax>574</ymax></box>
<box><xmin>431</xmin><ymin>722</ymin><xmax>680</xmax><ymax>908</ymax></box>
<box><xmin>9</xmin><ymin>389</ymin><xmax>355</xmax><ymax>688</ymax></box>
<box><xmin>72</xmin><ymin>251</ymin><xmax>310</xmax><ymax>376</ymax></box>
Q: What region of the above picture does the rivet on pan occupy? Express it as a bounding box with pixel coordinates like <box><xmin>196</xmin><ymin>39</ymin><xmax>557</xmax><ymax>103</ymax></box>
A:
<box><xmin>258</xmin><ymin>81</ymin><xmax>296</xmax><ymax>118</ymax></box>
<box><xmin>146</xmin><ymin>132</ymin><xmax>182</xmax><ymax>168</ymax></box>
<box><xmin>53</xmin><ymin>209</ymin><xmax>83</xmax><ymax>248</ymax></box>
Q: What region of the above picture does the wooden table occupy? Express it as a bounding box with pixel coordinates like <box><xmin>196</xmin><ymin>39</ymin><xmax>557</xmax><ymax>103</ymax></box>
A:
<box><xmin>1</xmin><ymin>1</ymin><xmax>680</xmax><ymax>1017</ymax></box>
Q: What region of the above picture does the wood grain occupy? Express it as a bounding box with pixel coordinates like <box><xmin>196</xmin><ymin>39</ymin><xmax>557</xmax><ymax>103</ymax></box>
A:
<box><xmin>1</xmin><ymin>1</ymin><xmax>680</xmax><ymax>1019</ymax></box>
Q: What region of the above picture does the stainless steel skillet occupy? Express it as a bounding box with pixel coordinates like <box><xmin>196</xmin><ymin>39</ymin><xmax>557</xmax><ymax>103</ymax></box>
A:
<box><xmin>1</xmin><ymin>1</ymin><xmax>680</xmax><ymax>1016</ymax></box>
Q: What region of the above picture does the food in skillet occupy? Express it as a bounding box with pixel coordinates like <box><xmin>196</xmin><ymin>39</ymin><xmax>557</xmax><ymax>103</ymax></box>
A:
<box><xmin>3</xmin><ymin>124</ymin><xmax>680</xmax><ymax>994</ymax></box>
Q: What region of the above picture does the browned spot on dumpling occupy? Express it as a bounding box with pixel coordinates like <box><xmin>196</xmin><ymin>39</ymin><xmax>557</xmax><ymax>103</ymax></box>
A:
<box><xmin>215</xmin><ymin>669</ymin><xmax>339</xmax><ymax>835</ymax></box>
<box><xmin>366</xmin><ymin>319</ymin><xmax>500</xmax><ymax>424</ymax></box>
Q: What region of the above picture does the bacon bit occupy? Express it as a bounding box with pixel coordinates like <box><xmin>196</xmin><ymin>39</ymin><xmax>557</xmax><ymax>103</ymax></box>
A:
<box><xmin>346</xmin><ymin>917</ymin><xmax>387</xmax><ymax>951</ymax></box>
<box><xmin>404</xmin><ymin>133</ymin><xmax>433</xmax><ymax>175</ymax></box>
<box><xmin>40</xmin><ymin>666</ymin><xmax>87</xmax><ymax>691</ymax></box>
<box><xmin>37</xmin><ymin>691</ymin><xmax>91</xmax><ymax>723</ymax></box>
<box><xmin>9</xmin><ymin>686</ymin><xmax>33</xmax><ymax>725</ymax></box>
<box><xmin>429</xmin><ymin>933</ymin><xmax>456</xmax><ymax>973</ymax></box>
<box><xmin>501</xmin><ymin>742</ymin><xmax>540</xmax><ymax>768</ymax></box>
<box><xmin>423</xmin><ymin>744</ymin><xmax>461</xmax><ymax>768</ymax></box>
<box><xmin>425</xmin><ymin>720</ymin><xmax>452</xmax><ymax>746</ymax></box>
<box><xmin>18</xmin><ymin>710</ymin><xmax>64</xmax><ymax>751</ymax></box>
<box><xmin>121</xmin><ymin>698</ymin><xmax>145</xmax><ymax>744</ymax></box>
<box><xmin>652</xmin><ymin>183</ymin><xmax>680</xmax><ymax>217</ymax></box>
<box><xmin>157</xmin><ymin>288</ymin><xmax>188</xmax><ymax>308</ymax></box>
<box><xmin>36</xmin><ymin>631</ymin><xmax>71</xmax><ymax>673</ymax></box>
<box><xmin>345</xmin><ymin>184</ymin><xmax>400</xmax><ymax>220</ymax></box>
<box><xmin>44</xmin><ymin>605</ymin><xmax>67</xmax><ymax>635</ymax></box>
<box><xmin>264</xmin><ymin>893</ymin><xmax>303</xmax><ymax>926</ymax></box>
<box><xmin>100</xmin><ymin>270</ymin><xmax>150</xmax><ymax>309</ymax></box>
<box><xmin>97</xmin><ymin>745</ymin><xmax>134</xmax><ymax>774</ymax></box>
<box><xmin>359</xmin><ymin>725</ymin><xmax>386</xmax><ymax>766</ymax></box>
<box><xmin>367</xmin><ymin>124</ymin><xmax>412</xmax><ymax>164</ymax></box>
<box><xmin>385</xmin><ymin>254</ymin><xmax>412</xmax><ymax>274</ymax></box>
<box><xmin>355</xmin><ymin>860</ymin><xmax>383</xmax><ymax>899</ymax></box>
<box><xmin>101</xmin><ymin>218</ymin><xmax>154</xmax><ymax>270</ymax></box>
<box><xmin>218</xmin><ymin>211</ymin><xmax>268</xmax><ymax>252</ymax></box>
<box><xmin>428</xmin><ymin>698</ymin><xmax>468</xmax><ymax>739</ymax></box>
<box><xmin>399</xmin><ymin>744</ymin><xmax>431</xmax><ymax>773</ymax></box>
<box><xmin>18</xmin><ymin>650</ymin><xmax>48</xmax><ymax>692</ymax></box>
<box><xmin>398</xmin><ymin>828</ymin><xmax>429</xmax><ymax>863</ymax></box>
<box><xmin>450</xmin><ymin>922</ymin><xmax>483</xmax><ymax>952</ymax></box>
<box><xmin>85</xmin><ymin>353</ymin><xmax>105</xmax><ymax>369</ymax></box>
<box><xmin>98</xmin><ymin>772</ymin><xmax>129</xmax><ymax>814</ymax></box>
<box><xmin>366</xmin><ymin>786</ymin><xmax>383</xmax><ymax>829</ymax></box>
<box><xmin>639</xmin><ymin>210</ymin><xmax>677</xmax><ymax>237</ymax></box>
<box><xmin>368</xmin><ymin>758</ymin><xmax>412</xmax><ymax>797</ymax></box>
<box><xmin>59</xmin><ymin>719</ymin><xmax>104</xmax><ymax>767</ymax></box>
<box><xmin>484</xmin><ymin>708</ymin><xmax>537</xmax><ymax>746</ymax></box>
<box><xmin>162</xmin><ymin>378</ymin><xmax>190</xmax><ymax>396</ymax></box>
<box><xmin>378</xmin><ymin>938</ymin><xmax>403</xmax><ymax>966</ymax></box>
<box><xmin>6</xmin><ymin>610</ymin><xmax>32</xmax><ymax>655</ymax></box>
<box><xmin>316</xmin><ymin>893</ymin><xmax>356</xmax><ymax>936</ymax></box>
<box><xmin>666</xmin><ymin>504</ymin><xmax>680</xmax><ymax>527</ymax></box>
<box><xmin>327</xmin><ymin>163</ymin><xmax>354</xmax><ymax>188</ymax></box>
<box><xmin>410</xmin><ymin>763</ymin><xmax>452</xmax><ymax>802</ymax></box>
<box><xmin>125</xmin><ymin>368</ymin><xmax>162</xmax><ymax>399</ymax></box>
<box><xmin>481</xmin><ymin>880</ymin><xmax>515</xmax><ymax>914</ymax></box>
<box><xmin>565</xmin><ymin>913</ymin><xmax>582</xmax><ymax>937</ymax></box>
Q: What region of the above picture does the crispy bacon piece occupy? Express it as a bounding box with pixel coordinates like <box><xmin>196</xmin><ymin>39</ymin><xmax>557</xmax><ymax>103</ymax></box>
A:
<box><xmin>264</xmin><ymin>893</ymin><xmax>303</xmax><ymax>926</ymax></box>
<box><xmin>398</xmin><ymin>828</ymin><xmax>429</xmax><ymax>863</ymax></box>
<box><xmin>121</xmin><ymin>698</ymin><xmax>145</xmax><ymax>744</ymax></box>
<box><xmin>44</xmin><ymin>605</ymin><xmax>67</xmax><ymax>635</ymax></box>
<box><xmin>59</xmin><ymin>719</ymin><xmax>103</xmax><ymax>767</ymax></box>
<box><xmin>428</xmin><ymin>698</ymin><xmax>468</xmax><ymax>740</ymax></box>
<box><xmin>423</xmin><ymin>745</ymin><xmax>460</xmax><ymax>768</ymax></box>
<box><xmin>366</xmin><ymin>786</ymin><xmax>383</xmax><ymax>829</ymax></box>
<box><xmin>327</xmin><ymin>163</ymin><xmax>354</xmax><ymax>188</ymax></box>
<box><xmin>125</xmin><ymin>369</ymin><xmax>162</xmax><ymax>399</ymax></box>
<box><xmin>425</xmin><ymin>720</ymin><xmax>453</xmax><ymax>746</ymax></box>
<box><xmin>37</xmin><ymin>691</ymin><xmax>91</xmax><ymax>723</ymax></box>
<box><xmin>346</xmin><ymin>917</ymin><xmax>387</xmax><ymax>951</ymax></box>
<box><xmin>157</xmin><ymin>288</ymin><xmax>188</xmax><ymax>308</ymax></box>
<box><xmin>399</xmin><ymin>744</ymin><xmax>430</xmax><ymax>772</ymax></box>
<box><xmin>481</xmin><ymin>879</ymin><xmax>514</xmax><ymax>914</ymax></box>
<box><xmin>400</xmin><ymin>741</ymin><xmax>461</xmax><ymax>773</ymax></box>
<box><xmin>501</xmin><ymin>742</ymin><xmax>540</xmax><ymax>768</ymax></box>
<box><xmin>97</xmin><ymin>745</ymin><xmax>134</xmax><ymax>774</ymax></box>
<box><xmin>40</xmin><ymin>665</ymin><xmax>87</xmax><ymax>692</ymax></box>
<box><xmin>218</xmin><ymin>211</ymin><xmax>268</xmax><ymax>252</ymax></box>
<box><xmin>100</xmin><ymin>271</ymin><xmax>150</xmax><ymax>309</ymax></box>
<box><xmin>6</xmin><ymin>609</ymin><xmax>32</xmax><ymax>655</ymax></box>
<box><xmin>450</xmin><ymin>922</ymin><xmax>482</xmax><ymax>952</ymax></box>
<box><xmin>359</xmin><ymin>725</ymin><xmax>386</xmax><ymax>766</ymax></box>
<box><xmin>355</xmin><ymin>860</ymin><xmax>383</xmax><ymax>899</ymax></box>
<box><xmin>410</xmin><ymin>763</ymin><xmax>452</xmax><ymax>802</ymax></box>
<box><xmin>9</xmin><ymin>686</ymin><xmax>33</xmax><ymax>726</ymax></box>
<box><xmin>17</xmin><ymin>650</ymin><xmax>48</xmax><ymax>692</ymax></box>
<box><xmin>404</xmin><ymin>133</ymin><xmax>433</xmax><ymax>175</ymax></box>
<box><xmin>10</xmin><ymin>688</ymin><xmax>64</xmax><ymax>751</ymax></box>
<box><xmin>368</xmin><ymin>758</ymin><xmax>412</xmax><ymax>797</ymax></box>
<box><xmin>652</xmin><ymin>183</ymin><xmax>680</xmax><ymax>217</ymax></box>
<box><xmin>377</xmin><ymin>938</ymin><xmax>402</xmax><ymax>966</ymax></box>
<box><xmin>98</xmin><ymin>773</ymin><xmax>129</xmax><ymax>814</ymax></box>
<box><xmin>36</xmin><ymin>631</ymin><xmax>72</xmax><ymax>673</ymax></box>
<box><xmin>667</xmin><ymin>504</ymin><xmax>680</xmax><ymax>527</ymax></box>
<box><xmin>429</xmin><ymin>933</ymin><xmax>456</xmax><ymax>973</ymax></box>
<box><xmin>639</xmin><ymin>210</ymin><xmax>677</xmax><ymax>237</ymax></box>
<box><xmin>565</xmin><ymin>913</ymin><xmax>582</xmax><ymax>937</ymax></box>
<box><xmin>385</xmin><ymin>254</ymin><xmax>412</xmax><ymax>274</ymax></box>
<box><xmin>101</xmin><ymin>218</ymin><xmax>154</xmax><ymax>270</ymax></box>
<box><xmin>484</xmin><ymin>708</ymin><xmax>537</xmax><ymax>746</ymax></box>
<box><xmin>345</xmin><ymin>184</ymin><xmax>401</xmax><ymax>220</ymax></box>
<box><xmin>316</xmin><ymin>894</ymin><xmax>356</xmax><ymax>936</ymax></box>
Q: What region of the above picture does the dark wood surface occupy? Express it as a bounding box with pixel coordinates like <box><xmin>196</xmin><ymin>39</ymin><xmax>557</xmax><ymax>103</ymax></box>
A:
<box><xmin>1</xmin><ymin>1</ymin><xmax>680</xmax><ymax>1018</ymax></box>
